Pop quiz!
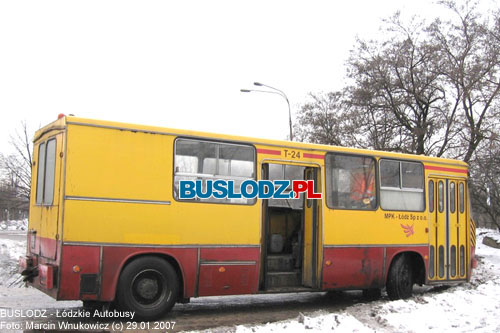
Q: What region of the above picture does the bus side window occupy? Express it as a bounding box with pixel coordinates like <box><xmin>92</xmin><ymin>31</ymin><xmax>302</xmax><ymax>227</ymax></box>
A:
<box><xmin>428</xmin><ymin>180</ymin><xmax>434</xmax><ymax>213</ymax></box>
<box><xmin>379</xmin><ymin>160</ymin><xmax>424</xmax><ymax>211</ymax></box>
<box><xmin>450</xmin><ymin>181</ymin><xmax>456</xmax><ymax>213</ymax></box>
<box><xmin>35</xmin><ymin>139</ymin><xmax>57</xmax><ymax>206</ymax></box>
<box><xmin>459</xmin><ymin>183</ymin><xmax>465</xmax><ymax>214</ymax></box>
<box><xmin>438</xmin><ymin>181</ymin><xmax>444</xmax><ymax>213</ymax></box>
<box><xmin>36</xmin><ymin>142</ymin><xmax>46</xmax><ymax>205</ymax></box>
<box><xmin>325</xmin><ymin>154</ymin><xmax>376</xmax><ymax>210</ymax></box>
<box><xmin>173</xmin><ymin>138</ymin><xmax>256</xmax><ymax>204</ymax></box>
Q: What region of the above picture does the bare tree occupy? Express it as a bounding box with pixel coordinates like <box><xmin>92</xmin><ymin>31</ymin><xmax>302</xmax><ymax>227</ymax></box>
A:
<box><xmin>346</xmin><ymin>12</ymin><xmax>460</xmax><ymax>156</ymax></box>
<box><xmin>469</xmin><ymin>135</ymin><xmax>500</xmax><ymax>230</ymax></box>
<box><xmin>296</xmin><ymin>1</ymin><xmax>499</xmax><ymax>164</ymax></box>
<box><xmin>428</xmin><ymin>0</ymin><xmax>500</xmax><ymax>162</ymax></box>
<box><xmin>0</xmin><ymin>121</ymin><xmax>33</xmax><ymax>200</ymax></box>
<box><xmin>293</xmin><ymin>91</ymin><xmax>354</xmax><ymax>146</ymax></box>
<box><xmin>292</xmin><ymin>1</ymin><xmax>500</xmax><ymax>228</ymax></box>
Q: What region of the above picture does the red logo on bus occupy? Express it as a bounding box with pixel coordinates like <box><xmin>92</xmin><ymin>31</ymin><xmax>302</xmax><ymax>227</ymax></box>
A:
<box><xmin>401</xmin><ymin>224</ymin><xmax>414</xmax><ymax>237</ymax></box>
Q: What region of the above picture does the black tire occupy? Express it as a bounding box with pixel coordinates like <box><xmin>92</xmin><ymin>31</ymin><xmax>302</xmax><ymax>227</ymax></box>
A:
<box><xmin>116</xmin><ymin>256</ymin><xmax>179</xmax><ymax>321</ymax></box>
<box><xmin>386</xmin><ymin>254</ymin><xmax>414</xmax><ymax>300</ymax></box>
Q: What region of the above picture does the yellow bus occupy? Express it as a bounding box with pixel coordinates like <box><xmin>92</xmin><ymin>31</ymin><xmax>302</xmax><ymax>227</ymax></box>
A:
<box><xmin>20</xmin><ymin>115</ymin><xmax>476</xmax><ymax>320</ymax></box>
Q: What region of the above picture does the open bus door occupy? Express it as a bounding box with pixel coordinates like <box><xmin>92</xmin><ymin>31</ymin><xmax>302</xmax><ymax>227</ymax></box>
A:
<box><xmin>261</xmin><ymin>163</ymin><xmax>322</xmax><ymax>290</ymax></box>
<box><xmin>302</xmin><ymin>167</ymin><xmax>321</xmax><ymax>287</ymax></box>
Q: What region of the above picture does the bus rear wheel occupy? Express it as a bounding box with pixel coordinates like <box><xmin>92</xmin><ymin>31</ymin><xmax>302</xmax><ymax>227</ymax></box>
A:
<box><xmin>386</xmin><ymin>254</ymin><xmax>414</xmax><ymax>300</ymax></box>
<box><xmin>116</xmin><ymin>256</ymin><xmax>179</xmax><ymax>321</ymax></box>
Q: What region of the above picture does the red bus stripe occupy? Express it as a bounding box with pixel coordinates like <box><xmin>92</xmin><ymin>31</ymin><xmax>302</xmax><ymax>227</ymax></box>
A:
<box><xmin>257</xmin><ymin>148</ymin><xmax>281</xmax><ymax>156</ymax></box>
<box><xmin>424</xmin><ymin>165</ymin><xmax>468</xmax><ymax>174</ymax></box>
<box><xmin>303</xmin><ymin>153</ymin><xmax>324</xmax><ymax>160</ymax></box>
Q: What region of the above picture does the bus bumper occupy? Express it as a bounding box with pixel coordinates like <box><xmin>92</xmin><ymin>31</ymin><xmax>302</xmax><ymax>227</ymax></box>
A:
<box><xmin>19</xmin><ymin>255</ymin><xmax>58</xmax><ymax>293</ymax></box>
<box><xmin>472</xmin><ymin>255</ymin><xmax>478</xmax><ymax>269</ymax></box>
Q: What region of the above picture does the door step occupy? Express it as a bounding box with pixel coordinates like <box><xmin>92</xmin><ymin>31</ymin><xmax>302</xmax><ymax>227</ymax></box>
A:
<box><xmin>267</xmin><ymin>254</ymin><xmax>295</xmax><ymax>272</ymax></box>
<box><xmin>266</xmin><ymin>271</ymin><xmax>301</xmax><ymax>288</ymax></box>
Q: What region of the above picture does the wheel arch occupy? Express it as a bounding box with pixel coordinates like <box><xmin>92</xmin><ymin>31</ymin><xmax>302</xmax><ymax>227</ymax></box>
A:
<box><xmin>386</xmin><ymin>250</ymin><xmax>426</xmax><ymax>286</ymax></box>
<box><xmin>113</xmin><ymin>252</ymin><xmax>186</xmax><ymax>301</ymax></box>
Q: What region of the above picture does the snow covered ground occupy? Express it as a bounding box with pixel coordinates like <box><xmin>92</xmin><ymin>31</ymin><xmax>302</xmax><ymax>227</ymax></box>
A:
<box><xmin>232</xmin><ymin>228</ymin><xmax>500</xmax><ymax>333</ymax></box>
<box><xmin>0</xmin><ymin>233</ymin><xmax>26</xmax><ymax>288</ymax></box>
<box><xmin>0</xmin><ymin>219</ymin><xmax>27</xmax><ymax>231</ymax></box>
<box><xmin>0</xmin><ymin>226</ymin><xmax>499</xmax><ymax>332</ymax></box>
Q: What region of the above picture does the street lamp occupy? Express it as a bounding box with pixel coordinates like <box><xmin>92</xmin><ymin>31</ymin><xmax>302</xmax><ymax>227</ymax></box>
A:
<box><xmin>240</xmin><ymin>82</ymin><xmax>293</xmax><ymax>141</ymax></box>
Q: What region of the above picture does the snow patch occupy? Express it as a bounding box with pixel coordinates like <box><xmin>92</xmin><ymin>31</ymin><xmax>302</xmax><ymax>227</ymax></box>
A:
<box><xmin>0</xmin><ymin>219</ymin><xmax>28</xmax><ymax>231</ymax></box>
<box><xmin>234</xmin><ymin>311</ymin><xmax>374</xmax><ymax>333</ymax></box>
<box><xmin>0</xmin><ymin>238</ymin><xmax>26</xmax><ymax>287</ymax></box>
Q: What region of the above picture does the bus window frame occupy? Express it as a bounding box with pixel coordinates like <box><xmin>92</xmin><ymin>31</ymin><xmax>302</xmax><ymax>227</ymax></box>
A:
<box><xmin>324</xmin><ymin>152</ymin><xmax>379</xmax><ymax>211</ymax></box>
<box><xmin>35</xmin><ymin>137</ymin><xmax>57</xmax><ymax>207</ymax></box>
<box><xmin>378</xmin><ymin>158</ymin><xmax>426</xmax><ymax>212</ymax></box>
<box><xmin>428</xmin><ymin>179</ymin><xmax>435</xmax><ymax>213</ymax></box>
<box><xmin>35</xmin><ymin>141</ymin><xmax>46</xmax><ymax>205</ymax></box>
<box><xmin>172</xmin><ymin>137</ymin><xmax>257</xmax><ymax>206</ymax></box>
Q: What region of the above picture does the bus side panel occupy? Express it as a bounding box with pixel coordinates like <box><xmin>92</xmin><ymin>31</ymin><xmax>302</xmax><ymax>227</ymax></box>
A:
<box><xmin>100</xmin><ymin>247</ymin><xmax>198</xmax><ymax>301</ymax></box>
<box><xmin>384</xmin><ymin>246</ymin><xmax>429</xmax><ymax>281</ymax></box>
<box><xmin>57</xmin><ymin>245</ymin><xmax>198</xmax><ymax>301</ymax></box>
<box><xmin>58</xmin><ymin>245</ymin><xmax>100</xmax><ymax>300</ymax></box>
<box><xmin>197</xmin><ymin>247</ymin><xmax>260</xmax><ymax>296</ymax></box>
<box><xmin>322</xmin><ymin>247</ymin><xmax>384</xmax><ymax>289</ymax></box>
<box><xmin>322</xmin><ymin>246</ymin><xmax>429</xmax><ymax>290</ymax></box>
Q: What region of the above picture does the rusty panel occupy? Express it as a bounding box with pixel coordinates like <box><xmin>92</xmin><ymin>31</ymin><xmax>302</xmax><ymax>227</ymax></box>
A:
<box><xmin>322</xmin><ymin>247</ymin><xmax>384</xmax><ymax>290</ymax></box>
<box><xmin>198</xmin><ymin>264</ymin><xmax>258</xmax><ymax>296</ymax></box>
<box><xmin>58</xmin><ymin>245</ymin><xmax>100</xmax><ymax>300</ymax></box>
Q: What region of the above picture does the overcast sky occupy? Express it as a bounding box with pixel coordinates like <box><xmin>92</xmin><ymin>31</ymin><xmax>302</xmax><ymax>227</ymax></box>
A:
<box><xmin>0</xmin><ymin>0</ymin><xmax>482</xmax><ymax>154</ymax></box>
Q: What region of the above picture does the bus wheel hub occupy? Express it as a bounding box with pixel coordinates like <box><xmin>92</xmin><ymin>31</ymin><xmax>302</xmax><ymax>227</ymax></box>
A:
<box><xmin>137</xmin><ymin>278</ymin><xmax>158</xmax><ymax>299</ymax></box>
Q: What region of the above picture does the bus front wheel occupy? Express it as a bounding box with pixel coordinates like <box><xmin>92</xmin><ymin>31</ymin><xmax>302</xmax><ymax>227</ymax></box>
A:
<box><xmin>386</xmin><ymin>254</ymin><xmax>413</xmax><ymax>300</ymax></box>
<box><xmin>116</xmin><ymin>256</ymin><xmax>179</xmax><ymax>321</ymax></box>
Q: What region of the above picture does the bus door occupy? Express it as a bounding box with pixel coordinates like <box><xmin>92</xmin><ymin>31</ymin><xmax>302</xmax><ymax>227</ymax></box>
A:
<box><xmin>428</xmin><ymin>177</ymin><xmax>467</xmax><ymax>281</ymax></box>
<box><xmin>302</xmin><ymin>167</ymin><xmax>321</xmax><ymax>287</ymax></box>
<box><xmin>31</xmin><ymin>133</ymin><xmax>64</xmax><ymax>260</ymax></box>
<box><xmin>261</xmin><ymin>163</ymin><xmax>321</xmax><ymax>290</ymax></box>
<box><xmin>457</xmin><ymin>180</ymin><xmax>468</xmax><ymax>279</ymax></box>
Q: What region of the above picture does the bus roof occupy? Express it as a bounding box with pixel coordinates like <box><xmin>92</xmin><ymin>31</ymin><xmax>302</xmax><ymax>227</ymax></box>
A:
<box><xmin>34</xmin><ymin>115</ymin><xmax>468</xmax><ymax>168</ymax></box>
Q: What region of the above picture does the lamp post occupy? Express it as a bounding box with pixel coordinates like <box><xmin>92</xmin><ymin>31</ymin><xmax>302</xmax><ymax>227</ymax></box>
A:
<box><xmin>240</xmin><ymin>82</ymin><xmax>293</xmax><ymax>141</ymax></box>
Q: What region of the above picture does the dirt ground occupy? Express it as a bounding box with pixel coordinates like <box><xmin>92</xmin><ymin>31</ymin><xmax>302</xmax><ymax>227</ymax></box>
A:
<box><xmin>168</xmin><ymin>291</ymin><xmax>363</xmax><ymax>332</ymax></box>
<box><xmin>0</xmin><ymin>288</ymin><xmax>370</xmax><ymax>332</ymax></box>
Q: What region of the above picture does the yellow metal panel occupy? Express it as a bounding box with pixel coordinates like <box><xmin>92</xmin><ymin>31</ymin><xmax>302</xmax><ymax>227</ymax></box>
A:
<box><xmin>63</xmin><ymin>200</ymin><xmax>260</xmax><ymax>245</ymax></box>
<box><xmin>323</xmin><ymin>209</ymin><xmax>428</xmax><ymax>246</ymax></box>
<box><xmin>65</xmin><ymin>124</ymin><xmax>172</xmax><ymax>201</ymax></box>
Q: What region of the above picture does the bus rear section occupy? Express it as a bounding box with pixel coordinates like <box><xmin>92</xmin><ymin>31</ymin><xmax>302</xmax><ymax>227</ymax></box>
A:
<box><xmin>19</xmin><ymin>118</ymin><xmax>66</xmax><ymax>298</ymax></box>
